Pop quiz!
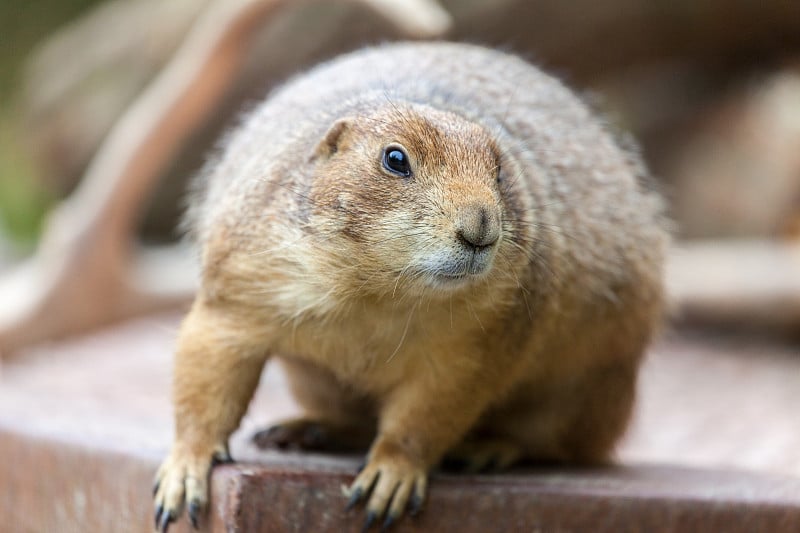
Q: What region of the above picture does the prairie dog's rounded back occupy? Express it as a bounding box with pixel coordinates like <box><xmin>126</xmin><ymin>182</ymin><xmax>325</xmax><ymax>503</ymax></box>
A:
<box><xmin>190</xmin><ymin>42</ymin><xmax>665</xmax><ymax>325</ymax></box>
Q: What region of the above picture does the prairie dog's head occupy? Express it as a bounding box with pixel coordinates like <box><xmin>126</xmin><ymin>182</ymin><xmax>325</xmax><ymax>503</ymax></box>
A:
<box><xmin>306</xmin><ymin>102</ymin><xmax>527</xmax><ymax>299</ymax></box>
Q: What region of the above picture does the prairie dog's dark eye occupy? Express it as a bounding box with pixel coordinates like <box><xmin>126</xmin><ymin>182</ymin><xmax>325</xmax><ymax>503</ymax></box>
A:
<box><xmin>382</xmin><ymin>146</ymin><xmax>412</xmax><ymax>177</ymax></box>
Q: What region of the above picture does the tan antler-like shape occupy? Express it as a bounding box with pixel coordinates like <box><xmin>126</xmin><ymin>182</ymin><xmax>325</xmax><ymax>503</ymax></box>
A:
<box><xmin>0</xmin><ymin>0</ymin><xmax>451</xmax><ymax>357</ymax></box>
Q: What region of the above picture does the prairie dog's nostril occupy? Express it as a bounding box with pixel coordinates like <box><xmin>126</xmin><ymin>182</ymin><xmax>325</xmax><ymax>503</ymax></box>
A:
<box><xmin>457</xmin><ymin>230</ymin><xmax>493</xmax><ymax>250</ymax></box>
<box><xmin>456</xmin><ymin>204</ymin><xmax>500</xmax><ymax>249</ymax></box>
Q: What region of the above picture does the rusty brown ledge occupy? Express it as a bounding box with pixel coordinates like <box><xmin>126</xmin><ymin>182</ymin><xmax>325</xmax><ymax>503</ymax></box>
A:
<box><xmin>2</xmin><ymin>426</ymin><xmax>800</xmax><ymax>533</ymax></box>
<box><xmin>216</xmin><ymin>462</ymin><xmax>800</xmax><ymax>533</ymax></box>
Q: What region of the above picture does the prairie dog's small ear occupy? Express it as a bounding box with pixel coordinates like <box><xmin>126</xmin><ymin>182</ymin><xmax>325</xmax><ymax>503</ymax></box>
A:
<box><xmin>311</xmin><ymin>118</ymin><xmax>352</xmax><ymax>161</ymax></box>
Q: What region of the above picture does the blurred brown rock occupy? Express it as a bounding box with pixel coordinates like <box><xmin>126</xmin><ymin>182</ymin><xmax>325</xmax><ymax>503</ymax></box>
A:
<box><xmin>664</xmin><ymin>68</ymin><xmax>800</xmax><ymax>239</ymax></box>
<box><xmin>443</xmin><ymin>0</ymin><xmax>800</xmax><ymax>83</ymax></box>
<box><xmin>668</xmin><ymin>240</ymin><xmax>800</xmax><ymax>338</ymax></box>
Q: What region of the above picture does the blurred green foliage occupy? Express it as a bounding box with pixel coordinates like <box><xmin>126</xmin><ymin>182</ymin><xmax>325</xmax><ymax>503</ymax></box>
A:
<box><xmin>0</xmin><ymin>0</ymin><xmax>106</xmax><ymax>246</ymax></box>
<box><xmin>0</xmin><ymin>121</ymin><xmax>49</xmax><ymax>244</ymax></box>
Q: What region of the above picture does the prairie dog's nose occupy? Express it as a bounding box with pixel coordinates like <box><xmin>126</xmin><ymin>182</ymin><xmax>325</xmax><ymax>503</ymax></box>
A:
<box><xmin>455</xmin><ymin>204</ymin><xmax>500</xmax><ymax>249</ymax></box>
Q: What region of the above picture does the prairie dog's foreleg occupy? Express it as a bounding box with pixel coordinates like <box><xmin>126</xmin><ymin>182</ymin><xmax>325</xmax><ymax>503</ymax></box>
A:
<box><xmin>345</xmin><ymin>354</ymin><xmax>505</xmax><ymax>528</ymax></box>
<box><xmin>154</xmin><ymin>299</ymin><xmax>269</xmax><ymax>531</ymax></box>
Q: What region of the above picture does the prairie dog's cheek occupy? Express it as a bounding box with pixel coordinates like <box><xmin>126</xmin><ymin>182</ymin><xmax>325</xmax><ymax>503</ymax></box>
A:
<box><xmin>371</xmin><ymin>209</ymin><xmax>423</xmax><ymax>260</ymax></box>
<box><xmin>321</xmin><ymin>190</ymin><xmax>368</xmax><ymax>242</ymax></box>
<box><xmin>311</xmin><ymin>184</ymin><xmax>350</xmax><ymax>220</ymax></box>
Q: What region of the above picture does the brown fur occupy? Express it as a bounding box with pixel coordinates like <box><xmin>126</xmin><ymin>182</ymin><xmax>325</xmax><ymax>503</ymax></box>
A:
<box><xmin>154</xmin><ymin>42</ymin><xmax>668</xmax><ymax>529</ymax></box>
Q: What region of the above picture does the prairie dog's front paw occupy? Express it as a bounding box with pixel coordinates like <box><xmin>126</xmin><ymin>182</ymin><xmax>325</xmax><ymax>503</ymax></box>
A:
<box><xmin>344</xmin><ymin>441</ymin><xmax>428</xmax><ymax>530</ymax></box>
<box><xmin>153</xmin><ymin>444</ymin><xmax>231</xmax><ymax>532</ymax></box>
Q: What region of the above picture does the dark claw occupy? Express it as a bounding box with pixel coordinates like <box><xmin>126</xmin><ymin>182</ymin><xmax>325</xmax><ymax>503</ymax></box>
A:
<box><xmin>188</xmin><ymin>500</ymin><xmax>201</xmax><ymax>529</ymax></box>
<box><xmin>153</xmin><ymin>480</ymin><xmax>160</xmax><ymax>496</ymax></box>
<box><xmin>158</xmin><ymin>509</ymin><xmax>173</xmax><ymax>533</ymax></box>
<box><xmin>211</xmin><ymin>451</ymin><xmax>233</xmax><ymax>466</ymax></box>
<box><xmin>154</xmin><ymin>504</ymin><xmax>163</xmax><ymax>529</ymax></box>
<box><xmin>356</xmin><ymin>461</ymin><xmax>366</xmax><ymax>474</ymax></box>
<box><xmin>408</xmin><ymin>493</ymin><xmax>423</xmax><ymax>517</ymax></box>
<box><xmin>381</xmin><ymin>514</ymin><xmax>396</xmax><ymax>532</ymax></box>
<box><xmin>346</xmin><ymin>487</ymin><xmax>364</xmax><ymax>511</ymax></box>
<box><xmin>361</xmin><ymin>511</ymin><xmax>377</xmax><ymax>532</ymax></box>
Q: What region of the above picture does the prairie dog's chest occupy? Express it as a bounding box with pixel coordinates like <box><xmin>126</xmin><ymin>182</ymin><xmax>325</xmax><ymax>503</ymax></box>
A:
<box><xmin>271</xmin><ymin>303</ymin><xmax>463</xmax><ymax>393</ymax></box>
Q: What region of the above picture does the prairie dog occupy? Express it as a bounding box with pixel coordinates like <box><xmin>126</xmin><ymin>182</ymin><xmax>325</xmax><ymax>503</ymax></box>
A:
<box><xmin>154</xmin><ymin>42</ymin><xmax>667</xmax><ymax>531</ymax></box>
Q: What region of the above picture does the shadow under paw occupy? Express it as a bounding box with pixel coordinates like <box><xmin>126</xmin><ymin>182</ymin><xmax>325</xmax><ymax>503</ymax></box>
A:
<box><xmin>440</xmin><ymin>438</ymin><xmax>523</xmax><ymax>474</ymax></box>
<box><xmin>252</xmin><ymin>417</ymin><xmax>371</xmax><ymax>453</ymax></box>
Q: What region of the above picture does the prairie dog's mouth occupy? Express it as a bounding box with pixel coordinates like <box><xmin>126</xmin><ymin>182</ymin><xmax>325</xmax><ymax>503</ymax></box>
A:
<box><xmin>432</xmin><ymin>270</ymin><xmax>469</xmax><ymax>282</ymax></box>
<box><xmin>418</xmin><ymin>249</ymin><xmax>496</xmax><ymax>289</ymax></box>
